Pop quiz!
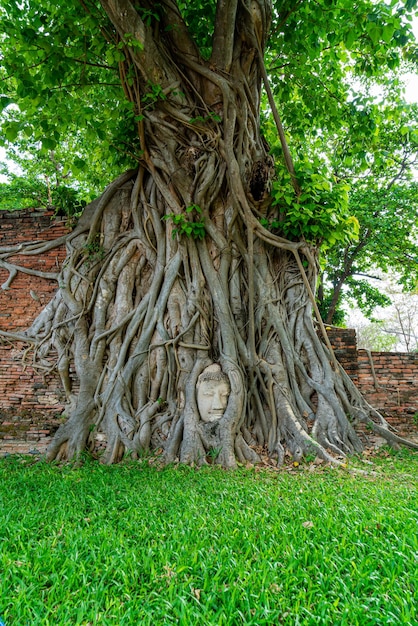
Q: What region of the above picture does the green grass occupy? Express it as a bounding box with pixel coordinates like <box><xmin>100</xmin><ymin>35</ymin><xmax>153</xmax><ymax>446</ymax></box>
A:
<box><xmin>0</xmin><ymin>450</ymin><xmax>417</xmax><ymax>625</ymax></box>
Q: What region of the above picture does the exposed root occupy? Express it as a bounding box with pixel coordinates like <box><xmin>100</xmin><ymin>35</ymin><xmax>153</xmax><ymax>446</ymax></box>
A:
<box><xmin>2</xmin><ymin>170</ymin><xmax>411</xmax><ymax>468</ymax></box>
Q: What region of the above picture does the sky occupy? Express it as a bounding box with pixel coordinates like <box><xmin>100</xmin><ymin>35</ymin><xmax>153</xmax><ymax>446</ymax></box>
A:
<box><xmin>404</xmin><ymin>72</ymin><xmax>418</xmax><ymax>102</ymax></box>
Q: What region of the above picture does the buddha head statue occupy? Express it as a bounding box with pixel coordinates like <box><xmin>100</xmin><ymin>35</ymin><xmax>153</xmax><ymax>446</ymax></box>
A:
<box><xmin>196</xmin><ymin>363</ymin><xmax>230</xmax><ymax>423</ymax></box>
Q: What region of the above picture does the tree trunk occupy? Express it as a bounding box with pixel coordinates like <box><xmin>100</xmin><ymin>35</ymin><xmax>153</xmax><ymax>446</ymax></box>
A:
<box><xmin>7</xmin><ymin>0</ymin><xmax>418</xmax><ymax>465</ymax></box>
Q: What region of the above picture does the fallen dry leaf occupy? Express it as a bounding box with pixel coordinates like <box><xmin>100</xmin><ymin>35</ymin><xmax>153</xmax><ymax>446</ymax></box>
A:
<box><xmin>191</xmin><ymin>587</ymin><xmax>201</xmax><ymax>600</ymax></box>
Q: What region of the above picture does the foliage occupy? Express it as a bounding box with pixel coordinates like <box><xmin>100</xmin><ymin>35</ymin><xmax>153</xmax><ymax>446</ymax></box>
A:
<box><xmin>83</xmin><ymin>235</ymin><xmax>106</xmax><ymax>261</ymax></box>
<box><xmin>50</xmin><ymin>185</ymin><xmax>86</xmax><ymax>217</ymax></box>
<box><xmin>163</xmin><ymin>205</ymin><xmax>206</xmax><ymax>241</ymax></box>
<box><xmin>0</xmin><ymin>173</ymin><xmax>48</xmax><ymax>211</ymax></box>
<box><xmin>317</xmin><ymin>291</ymin><xmax>348</xmax><ymax>327</ymax></box>
<box><xmin>0</xmin><ymin>0</ymin><xmax>139</xmax><ymax>195</ymax></box>
<box><xmin>1</xmin><ymin>0</ymin><xmax>417</xmax><ymax>250</ymax></box>
<box><xmin>270</xmin><ymin>160</ymin><xmax>358</xmax><ymax>248</ymax></box>
<box><xmin>266</xmin><ymin>1</ymin><xmax>418</xmax><ymax>145</ymax></box>
<box><xmin>316</xmin><ymin>106</ymin><xmax>418</xmax><ymax>323</ymax></box>
<box><xmin>0</xmin><ymin>172</ymin><xmax>86</xmax><ymax>216</ymax></box>
<box><xmin>346</xmin><ymin>278</ymin><xmax>392</xmax><ymax>318</ymax></box>
<box><xmin>0</xmin><ymin>453</ymin><xmax>417</xmax><ymax>624</ymax></box>
<box><xmin>261</xmin><ymin>3</ymin><xmax>418</xmax><ymax>321</ymax></box>
<box><xmin>355</xmin><ymin>320</ymin><xmax>398</xmax><ymax>351</ymax></box>
<box><xmin>0</xmin><ymin>135</ymin><xmax>97</xmax><ymax>214</ymax></box>
<box><xmin>178</xmin><ymin>0</ymin><xmax>217</xmax><ymax>60</ymax></box>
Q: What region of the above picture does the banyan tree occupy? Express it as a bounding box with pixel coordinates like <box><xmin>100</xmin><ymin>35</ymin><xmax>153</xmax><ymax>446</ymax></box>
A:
<box><xmin>1</xmin><ymin>0</ymin><xmax>417</xmax><ymax>466</ymax></box>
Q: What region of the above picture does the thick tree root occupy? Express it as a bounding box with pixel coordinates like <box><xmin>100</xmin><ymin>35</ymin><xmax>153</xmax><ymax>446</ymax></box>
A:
<box><xmin>3</xmin><ymin>171</ymin><xmax>410</xmax><ymax>468</ymax></box>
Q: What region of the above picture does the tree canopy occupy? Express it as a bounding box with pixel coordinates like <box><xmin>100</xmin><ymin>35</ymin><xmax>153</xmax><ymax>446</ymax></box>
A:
<box><xmin>1</xmin><ymin>1</ymin><xmax>417</xmax><ymax>233</ymax></box>
<box><xmin>318</xmin><ymin>100</ymin><xmax>418</xmax><ymax>324</ymax></box>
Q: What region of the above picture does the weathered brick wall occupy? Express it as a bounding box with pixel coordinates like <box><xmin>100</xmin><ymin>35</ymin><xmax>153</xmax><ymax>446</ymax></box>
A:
<box><xmin>0</xmin><ymin>208</ymin><xmax>68</xmax><ymax>330</ymax></box>
<box><xmin>325</xmin><ymin>327</ymin><xmax>358</xmax><ymax>382</ymax></box>
<box><xmin>325</xmin><ymin>329</ymin><xmax>417</xmax><ymax>433</ymax></box>
<box><xmin>0</xmin><ymin>209</ymin><xmax>70</xmax><ymax>452</ymax></box>
<box><xmin>357</xmin><ymin>350</ymin><xmax>418</xmax><ymax>428</ymax></box>
<box><xmin>0</xmin><ymin>210</ymin><xmax>417</xmax><ymax>454</ymax></box>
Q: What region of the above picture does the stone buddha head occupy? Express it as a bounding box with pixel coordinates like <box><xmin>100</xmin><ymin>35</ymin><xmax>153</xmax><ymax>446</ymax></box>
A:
<box><xmin>196</xmin><ymin>364</ymin><xmax>230</xmax><ymax>422</ymax></box>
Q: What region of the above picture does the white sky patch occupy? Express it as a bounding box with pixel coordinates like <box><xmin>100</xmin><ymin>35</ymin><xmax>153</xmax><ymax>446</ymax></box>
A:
<box><xmin>406</xmin><ymin>17</ymin><xmax>418</xmax><ymax>102</ymax></box>
<box><xmin>0</xmin><ymin>145</ymin><xmax>22</xmax><ymax>182</ymax></box>
<box><xmin>403</xmin><ymin>73</ymin><xmax>418</xmax><ymax>102</ymax></box>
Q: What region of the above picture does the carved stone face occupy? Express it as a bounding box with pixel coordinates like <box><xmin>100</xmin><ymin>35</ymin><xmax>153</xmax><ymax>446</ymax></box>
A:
<box><xmin>197</xmin><ymin>364</ymin><xmax>230</xmax><ymax>423</ymax></box>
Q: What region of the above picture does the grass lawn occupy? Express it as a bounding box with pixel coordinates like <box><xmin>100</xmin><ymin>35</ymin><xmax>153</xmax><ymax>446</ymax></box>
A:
<box><xmin>0</xmin><ymin>449</ymin><xmax>417</xmax><ymax>625</ymax></box>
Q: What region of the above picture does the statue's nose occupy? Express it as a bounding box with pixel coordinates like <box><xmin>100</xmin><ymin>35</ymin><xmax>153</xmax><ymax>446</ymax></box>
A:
<box><xmin>211</xmin><ymin>389</ymin><xmax>224</xmax><ymax>410</ymax></box>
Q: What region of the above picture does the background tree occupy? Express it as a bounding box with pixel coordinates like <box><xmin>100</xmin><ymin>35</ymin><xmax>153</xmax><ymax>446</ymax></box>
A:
<box><xmin>317</xmin><ymin>102</ymin><xmax>418</xmax><ymax>325</ymax></box>
<box><xmin>0</xmin><ymin>148</ymin><xmax>88</xmax><ymax>214</ymax></box>
<box><xmin>0</xmin><ymin>172</ymin><xmax>49</xmax><ymax>211</ymax></box>
<box><xmin>351</xmin><ymin>282</ymin><xmax>418</xmax><ymax>351</ymax></box>
<box><xmin>355</xmin><ymin>320</ymin><xmax>398</xmax><ymax>352</ymax></box>
<box><xmin>379</xmin><ymin>284</ymin><xmax>418</xmax><ymax>351</ymax></box>
<box><xmin>1</xmin><ymin>0</ymin><xmax>417</xmax><ymax>466</ymax></box>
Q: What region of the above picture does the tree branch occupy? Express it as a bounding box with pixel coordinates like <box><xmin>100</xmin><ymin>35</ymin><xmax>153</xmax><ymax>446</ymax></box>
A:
<box><xmin>159</xmin><ymin>0</ymin><xmax>201</xmax><ymax>64</ymax></box>
<box><xmin>98</xmin><ymin>0</ymin><xmax>177</xmax><ymax>85</ymax></box>
<box><xmin>256</xmin><ymin>46</ymin><xmax>301</xmax><ymax>195</ymax></box>
<box><xmin>211</xmin><ymin>0</ymin><xmax>239</xmax><ymax>72</ymax></box>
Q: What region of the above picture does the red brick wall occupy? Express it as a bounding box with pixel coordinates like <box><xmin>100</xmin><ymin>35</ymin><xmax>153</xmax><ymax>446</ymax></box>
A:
<box><xmin>0</xmin><ymin>209</ymin><xmax>68</xmax><ymax>329</ymax></box>
<box><xmin>325</xmin><ymin>328</ymin><xmax>358</xmax><ymax>382</ymax></box>
<box><xmin>326</xmin><ymin>328</ymin><xmax>418</xmax><ymax>432</ymax></box>
<box><xmin>357</xmin><ymin>350</ymin><xmax>418</xmax><ymax>427</ymax></box>
<box><xmin>0</xmin><ymin>210</ymin><xmax>417</xmax><ymax>453</ymax></box>
<box><xmin>0</xmin><ymin>209</ymin><xmax>70</xmax><ymax>422</ymax></box>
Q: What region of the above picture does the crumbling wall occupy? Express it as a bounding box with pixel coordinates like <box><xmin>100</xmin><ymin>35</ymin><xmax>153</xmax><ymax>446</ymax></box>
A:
<box><xmin>0</xmin><ymin>210</ymin><xmax>70</xmax><ymax>453</ymax></box>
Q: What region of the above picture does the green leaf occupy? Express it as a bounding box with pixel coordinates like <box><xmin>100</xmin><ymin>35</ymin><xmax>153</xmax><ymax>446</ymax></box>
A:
<box><xmin>344</xmin><ymin>29</ymin><xmax>357</xmax><ymax>50</ymax></box>
<box><xmin>41</xmin><ymin>137</ymin><xmax>57</xmax><ymax>150</ymax></box>
<box><xmin>4</xmin><ymin>122</ymin><xmax>20</xmax><ymax>142</ymax></box>
<box><xmin>367</xmin><ymin>25</ymin><xmax>382</xmax><ymax>46</ymax></box>
<box><xmin>72</xmin><ymin>157</ymin><xmax>87</xmax><ymax>171</ymax></box>
<box><xmin>0</xmin><ymin>96</ymin><xmax>13</xmax><ymax>112</ymax></box>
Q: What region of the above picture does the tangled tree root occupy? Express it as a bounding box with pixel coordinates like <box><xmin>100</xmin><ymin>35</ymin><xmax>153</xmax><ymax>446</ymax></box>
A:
<box><xmin>1</xmin><ymin>171</ymin><xmax>416</xmax><ymax>468</ymax></box>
